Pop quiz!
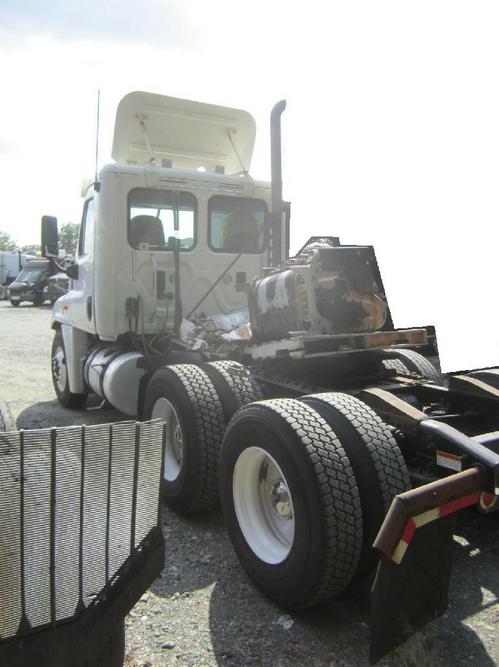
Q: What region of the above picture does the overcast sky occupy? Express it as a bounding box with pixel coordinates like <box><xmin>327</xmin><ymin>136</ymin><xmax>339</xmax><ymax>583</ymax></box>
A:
<box><xmin>0</xmin><ymin>0</ymin><xmax>498</xmax><ymax>371</ymax></box>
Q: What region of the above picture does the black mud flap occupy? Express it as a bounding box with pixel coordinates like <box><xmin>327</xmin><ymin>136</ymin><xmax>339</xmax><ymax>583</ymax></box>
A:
<box><xmin>369</xmin><ymin>514</ymin><xmax>456</xmax><ymax>664</ymax></box>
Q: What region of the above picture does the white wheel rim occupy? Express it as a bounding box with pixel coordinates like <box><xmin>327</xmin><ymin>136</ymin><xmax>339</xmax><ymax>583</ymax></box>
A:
<box><xmin>151</xmin><ymin>397</ymin><xmax>184</xmax><ymax>482</ymax></box>
<box><xmin>52</xmin><ymin>345</ymin><xmax>67</xmax><ymax>393</ymax></box>
<box><xmin>233</xmin><ymin>446</ymin><xmax>294</xmax><ymax>564</ymax></box>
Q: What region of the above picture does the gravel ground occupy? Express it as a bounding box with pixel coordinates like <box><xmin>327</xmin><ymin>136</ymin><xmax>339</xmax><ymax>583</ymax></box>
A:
<box><xmin>1</xmin><ymin>300</ymin><xmax>498</xmax><ymax>667</ymax></box>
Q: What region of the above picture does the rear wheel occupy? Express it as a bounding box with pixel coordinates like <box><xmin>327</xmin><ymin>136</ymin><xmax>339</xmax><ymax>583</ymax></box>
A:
<box><xmin>10</xmin><ymin>299</ymin><xmax>20</xmax><ymax>307</ymax></box>
<box><xmin>51</xmin><ymin>330</ymin><xmax>87</xmax><ymax>408</ymax></box>
<box><xmin>143</xmin><ymin>364</ymin><xmax>225</xmax><ymax>514</ymax></box>
<box><xmin>382</xmin><ymin>349</ymin><xmax>442</xmax><ymax>383</ymax></box>
<box><xmin>300</xmin><ymin>392</ymin><xmax>410</xmax><ymax>584</ymax></box>
<box><xmin>203</xmin><ymin>360</ymin><xmax>262</xmax><ymax>422</ymax></box>
<box><xmin>33</xmin><ymin>294</ymin><xmax>44</xmax><ymax>307</ymax></box>
<box><xmin>219</xmin><ymin>398</ymin><xmax>363</xmax><ymax>609</ymax></box>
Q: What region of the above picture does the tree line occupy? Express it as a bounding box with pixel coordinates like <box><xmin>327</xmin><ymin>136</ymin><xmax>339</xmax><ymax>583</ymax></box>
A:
<box><xmin>0</xmin><ymin>223</ymin><xmax>80</xmax><ymax>255</ymax></box>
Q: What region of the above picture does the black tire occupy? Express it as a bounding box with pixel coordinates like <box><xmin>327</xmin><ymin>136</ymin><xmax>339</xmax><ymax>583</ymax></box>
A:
<box><xmin>300</xmin><ymin>392</ymin><xmax>410</xmax><ymax>585</ymax></box>
<box><xmin>203</xmin><ymin>360</ymin><xmax>263</xmax><ymax>422</ymax></box>
<box><xmin>10</xmin><ymin>299</ymin><xmax>20</xmax><ymax>307</ymax></box>
<box><xmin>382</xmin><ymin>349</ymin><xmax>442</xmax><ymax>383</ymax></box>
<box><xmin>51</xmin><ymin>330</ymin><xmax>88</xmax><ymax>408</ymax></box>
<box><xmin>0</xmin><ymin>400</ymin><xmax>13</xmax><ymax>432</ymax></box>
<box><xmin>33</xmin><ymin>294</ymin><xmax>44</xmax><ymax>307</ymax></box>
<box><xmin>143</xmin><ymin>364</ymin><xmax>225</xmax><ymax>514</ymax></box>
<box><xmin>382</xmin><ymin>357</ymin><xmax>412</xmax><ymax>375</ymax></box>
<box><xmin>219</xmin><ymin>398</ymin><xmax>363</xmax><ymax>610</ymax></box>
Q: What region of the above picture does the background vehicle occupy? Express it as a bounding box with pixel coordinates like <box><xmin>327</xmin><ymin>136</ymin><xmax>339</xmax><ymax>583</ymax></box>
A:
<box><xmin>8</xmin><ymin>257</ymin><xmax>52</xmax><ymax>306</ymax></box>
<box><xmin>42</xmin><ymin>91</ymin><xmax>499</xmax><ymax>661</ymax></box>
<box><xmin>0</xmin><ymin>251</ymin><xmax>35</xmax><ymax>300</ymax></box>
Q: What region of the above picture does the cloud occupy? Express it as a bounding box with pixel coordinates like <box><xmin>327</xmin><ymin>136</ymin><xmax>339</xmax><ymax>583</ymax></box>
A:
<box><xmin>0</xmin><ymin>0</ymin><xmax>187</xmax><ymax>46</ymax></box>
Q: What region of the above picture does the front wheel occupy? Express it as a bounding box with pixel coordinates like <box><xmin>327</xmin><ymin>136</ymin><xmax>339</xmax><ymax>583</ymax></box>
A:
<box><xmin>219</xmin><ymin>398</ymin><xmax>363</xmax><ymax>610</ymax></box>
<box><xmin>10</xmin><ymin>299</ymin><xmax>20</xmax><ymax>307</ymax></box>
<box><xmin>51</xmin><ymin>330</ymin><xmax>87</xmax><ymax>408</ymax></box>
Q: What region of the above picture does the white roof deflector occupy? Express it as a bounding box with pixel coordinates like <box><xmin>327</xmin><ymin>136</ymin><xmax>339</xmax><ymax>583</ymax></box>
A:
<box><xmin>112</xmin><ymin>91</ymin><xmax>256</xmax><ymax>174</ymax></box>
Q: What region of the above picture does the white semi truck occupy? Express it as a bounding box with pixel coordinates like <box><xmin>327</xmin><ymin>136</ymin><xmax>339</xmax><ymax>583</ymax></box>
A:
<box><xmin>42</xmin><ymin>91</ymin><xmax>499</xmax><ymax>661</ymax></box>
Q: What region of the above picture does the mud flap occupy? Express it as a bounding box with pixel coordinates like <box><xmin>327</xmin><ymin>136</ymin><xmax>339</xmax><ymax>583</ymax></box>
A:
<box><xmin>369</xmin><ymin>514</ymin><xmax>456</xmax><ymax>663</ymax></box>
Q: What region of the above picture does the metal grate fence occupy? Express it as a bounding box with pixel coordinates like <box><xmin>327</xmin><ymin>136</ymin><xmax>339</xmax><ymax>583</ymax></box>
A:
<box><xmin>0</xmin><ymin>420</ymin><xmax>165</xmax><ymax>642</ymax></box>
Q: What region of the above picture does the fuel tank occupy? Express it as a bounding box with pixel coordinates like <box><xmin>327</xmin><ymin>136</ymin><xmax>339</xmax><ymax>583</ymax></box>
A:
<box><xmin>84</xmin><ymin>347</ymin><xmax>145</xmax><ymax>415</ymax></box>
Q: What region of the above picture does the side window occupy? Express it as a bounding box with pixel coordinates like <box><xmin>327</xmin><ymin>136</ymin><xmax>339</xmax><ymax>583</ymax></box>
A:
<box><xmin>78</xmin><ymin>199</ymin><xmax>95</xmax><ymax>257</ymax></box>
<box><xmin>208</xmin><ymin>196</ymin><xmax>267</xmax><ymax>253</ymax></box>
<box><xmin>128</xmin><ymin>189</ymin><xmax>196</xmax><ymax>251</ymax></box>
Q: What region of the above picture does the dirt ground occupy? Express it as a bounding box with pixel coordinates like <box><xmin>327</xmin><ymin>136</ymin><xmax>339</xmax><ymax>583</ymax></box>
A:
<box><xmin>1</xmin><ymin>299</ymin><xmax>498</xmax><ymax>667</ymax></box>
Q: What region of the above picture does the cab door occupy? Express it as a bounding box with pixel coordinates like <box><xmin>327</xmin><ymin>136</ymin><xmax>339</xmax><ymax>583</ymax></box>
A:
<box><xmin>71</xmin><ymin>198</ymin><xmax>96</xmax><ymax>332</ymax></box>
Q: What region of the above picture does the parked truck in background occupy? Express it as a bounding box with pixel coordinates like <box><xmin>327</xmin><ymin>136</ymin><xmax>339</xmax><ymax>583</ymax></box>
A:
<box><xmin>41</xmin><ymin>91</ymin><xmax>499</xmax><ymax>661</ymax></box>
<box><xmin>7</xmin><ymin>257</ymin><xmax>53</xmax><ymax>306</ymax></box>
<box><xmin>0</xmin><ymin>251</ymin><xmax>35</xmax><ymax>300</ymax></box>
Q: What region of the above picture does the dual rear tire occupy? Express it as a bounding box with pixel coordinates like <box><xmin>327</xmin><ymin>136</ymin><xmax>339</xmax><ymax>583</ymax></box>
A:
<box><xmin>219</xmin><ymin>393</ymin><xmax>410</xmax><ymax>609</ymax></box>
<box><xmin>142</xmin><ymin>361</ymin><xmax>262</xmax><ymax>514</ymax></box>
<box><xmin>143</xmin><ymin>360</ymin><xmax>412</xmax><ymax>610</ymax></box>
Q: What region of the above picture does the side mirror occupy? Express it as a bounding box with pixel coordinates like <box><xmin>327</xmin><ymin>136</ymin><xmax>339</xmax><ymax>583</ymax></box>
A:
<box><xmin>41</xmin><ymin>216</ymin><xmax>59</xmax><ymax>258</ymax></box>
<box><xmin>66</xmin><ymin>263</ymin><xmax>79</xmax><ymax>280</ymax></box>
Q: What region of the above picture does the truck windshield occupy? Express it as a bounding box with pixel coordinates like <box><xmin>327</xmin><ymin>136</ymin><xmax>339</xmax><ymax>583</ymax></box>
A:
<box><xmin>16</xmin><ymin>269</ymin><xmax>44</xmax><ymax>283</ymax></box>
<box><xmin>209</xmin><ymin>195</ymin><xmax>266</xmax><ymax>253</ymax></box>
<box><xmin>128</xmin><ymin>188</ymin><xmax>196</xmax><ymax>250</ymax></box>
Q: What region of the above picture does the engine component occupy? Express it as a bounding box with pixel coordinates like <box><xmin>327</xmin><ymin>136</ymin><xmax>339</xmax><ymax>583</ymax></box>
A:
<box><xmin>84</xmin><ymin>347</ymin><xmax>145</xmax><ymax>415</ymax></box>
<box><xmin>248</xmin><ymin>242</ymin><xmax>388</xmax><ymax>342</ymax></box>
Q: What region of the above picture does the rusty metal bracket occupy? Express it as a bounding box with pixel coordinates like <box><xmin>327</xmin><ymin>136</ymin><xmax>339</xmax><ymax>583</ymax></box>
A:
<box><xmin>369</xmin><ymin>467</ymin><xmax>484</xmax><ymax>663</ymax></box>
<box><xmin>449</xmin><ymin>374</ymin><xmax>499</xmax><ymax>402</ymax></box>
<box><xmin>361</xmin><ymin>387</ymin><xmax>499</xmax><ymax>492</ymax></box>
<box><xmin>360</xmin><ymin>386</ymin><xmax>427</xmax><ymax>437</ymax></box>
<box><xmin>373</xmin><ymin>467</ymin><xmax>483</xmax><ymax>563</ymax></box>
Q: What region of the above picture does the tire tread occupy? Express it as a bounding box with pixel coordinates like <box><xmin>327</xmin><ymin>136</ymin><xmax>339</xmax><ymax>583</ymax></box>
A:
<box><xmin>227</xmin><ymin>398</ymin><xmax>363</xmax><ymax>606</ymax></box>
<box><xmin>204</xmin><ymin>360</ymin><xmax>262</xmax><ymax>421</ymax></box>
<box><xmin>165</xmin><ymin>364</ymin><xmax>225</xmax><ymax>512</ymax></box>
<box><xmin>382</xmin><ymin>349</ymin><xmax>441</xmax><ymax>384</ymax></box>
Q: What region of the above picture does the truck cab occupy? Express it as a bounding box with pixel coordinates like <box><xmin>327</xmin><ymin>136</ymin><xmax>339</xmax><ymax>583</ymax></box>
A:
<box><xmin>45</xmin><ymin>92</ymin><xmax>287</xmax><ymax>412</ymax></box>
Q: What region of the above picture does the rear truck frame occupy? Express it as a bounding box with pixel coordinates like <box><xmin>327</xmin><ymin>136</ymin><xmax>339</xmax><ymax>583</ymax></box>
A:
<box><xmin>362</xmin><ymin>378</ymin><xmax>499</xmax><ymax>661</ymax></box>
<box><xmin>40</xmin><ymin>91</ymin><xmax>499</xmax><ymax>662</ymax></box>
<box><xmin>0</xmin><ymin>420</ymin><xmax>165</xmax><ymax>667</ymax></box>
